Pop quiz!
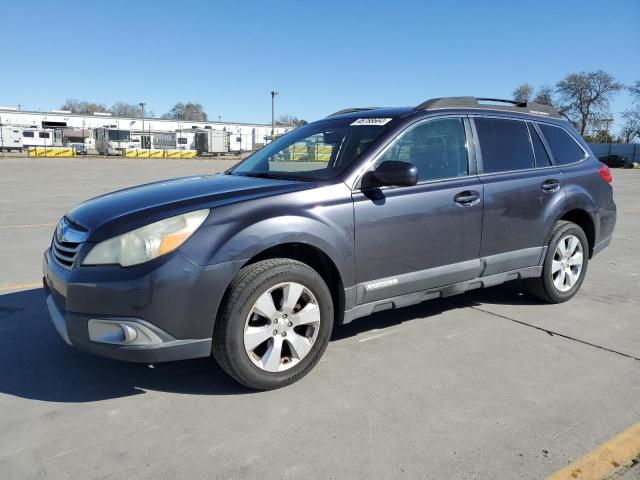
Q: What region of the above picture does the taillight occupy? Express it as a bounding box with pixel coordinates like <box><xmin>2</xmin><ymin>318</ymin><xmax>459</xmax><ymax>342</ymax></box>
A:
<box><xmin>598</xmin><ymin>164</ymin><xmax>612</xmax><ymax>183</ymax></box>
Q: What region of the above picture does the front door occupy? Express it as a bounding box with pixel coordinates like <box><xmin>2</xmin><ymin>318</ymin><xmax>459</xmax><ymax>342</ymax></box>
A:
<box><xmin>353</xmin><ymin>116</ymin><xmax>484</xmax><ymax>305</ymax></box>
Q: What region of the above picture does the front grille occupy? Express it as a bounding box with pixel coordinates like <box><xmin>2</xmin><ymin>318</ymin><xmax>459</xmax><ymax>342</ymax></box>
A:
<box><xmin>50</xmin><ymin>217</ymin><xmax>88</xmax><ymax>270</ymax></box>
<box><xmin>51</xmin><ymin>236</ymin><xmax>81</xmax><ymax>269</ymax></box>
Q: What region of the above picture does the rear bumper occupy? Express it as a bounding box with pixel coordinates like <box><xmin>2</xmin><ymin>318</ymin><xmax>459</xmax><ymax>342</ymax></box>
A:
<box><xmin>43</xmin><ymin>248</ymin><xmax>244</xmax><ymax>363</ymax></box>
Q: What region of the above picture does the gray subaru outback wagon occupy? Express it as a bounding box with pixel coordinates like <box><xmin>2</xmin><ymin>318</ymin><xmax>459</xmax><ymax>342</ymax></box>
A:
<box><xmin>44</xmin><ymin>97</ymin><xmax>616</xmax><ymax>390</ymax></box>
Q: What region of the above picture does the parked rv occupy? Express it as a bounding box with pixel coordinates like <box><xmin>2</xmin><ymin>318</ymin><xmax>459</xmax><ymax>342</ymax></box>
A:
<box><xmin>95</xmin><ymin>127</ymin><xmax>133</xmax><ymax>155</ymax></box>
<box><xmin>176</xmin><ymin>131</ymin><xmax>197</xmax><ymax>150</ymax></box>
<box><xmin>130</xmin><ymin>131</ymin><xmax>177</xmax><ymax>150</ymax></box>
<box><xmin>22</xmin><ymin>128</ymin><xmax>62</xmax><ymax>148</ymax></box>
<box><xmin>0</xmin><ymin>126</ymin><xmax>24</xmax><ymax>152</ymax></box>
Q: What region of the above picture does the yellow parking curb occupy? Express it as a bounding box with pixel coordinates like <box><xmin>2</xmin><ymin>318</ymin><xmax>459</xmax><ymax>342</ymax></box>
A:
<box><xmin>0</xmin><ymin>282</ymin><xmax>42</xmax><ymax>293</ymax></box>
<box><xmin>548</xmin><ymin>422</ymin><xmax>640</xmax><ymax>480</ymax></box>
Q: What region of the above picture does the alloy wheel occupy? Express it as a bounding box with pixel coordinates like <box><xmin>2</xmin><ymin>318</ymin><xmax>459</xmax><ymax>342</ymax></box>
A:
<box><xmin>552</xmin><ymin>234</ymin><xmax>584</xmax><ymax>292</ymax></box>
<box><xmin>243</xmin><ymin>282</ymin><xmax>321</xmax><ymax>372</ymax></box>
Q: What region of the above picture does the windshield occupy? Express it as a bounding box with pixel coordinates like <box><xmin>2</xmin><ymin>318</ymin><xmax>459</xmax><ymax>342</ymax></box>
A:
<box><xmin>108</xmin><ymin>130</ymin><xmax>130</xmax><ymax>142</ymax></box>
<box><xmin>230</xmin><ymin>117</ymin><xmax>395</xmax><ymax>181</ymax></box>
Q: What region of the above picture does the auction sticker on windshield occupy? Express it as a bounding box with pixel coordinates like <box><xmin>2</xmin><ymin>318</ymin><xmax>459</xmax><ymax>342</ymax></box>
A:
<box><xmin>351</xmin><ymin>118</ymin><xmax>393</xmax><ymax>126</ymax></box>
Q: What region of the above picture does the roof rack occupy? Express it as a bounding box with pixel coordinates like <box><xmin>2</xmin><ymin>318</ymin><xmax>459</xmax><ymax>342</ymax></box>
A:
<box><xmin>328</xmin><ymin>107</ymin><xmax>378</xmax><ymax>117</ymax></box>
<box><xmin>415</xmin><ymin>96</ymin><xmax>561</xmax><ymax>119</ymax></box>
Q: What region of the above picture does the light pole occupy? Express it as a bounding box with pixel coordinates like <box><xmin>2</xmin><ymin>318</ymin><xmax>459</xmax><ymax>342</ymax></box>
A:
<box><xmin>139</xmin><ymin>102</ymin><xmax>146</xmax><ymax>150</ymax></box>
<box><xmin>602</xmin><ymin>118</ymin><xmax>614</xmax><ymax>154</ymax></box>
<box><xmin>139</xmin><ymin>102</ymin><xmax>146</xmax><ymax>131</ymax></box>
<box><xmin>271</xmin><ymin>90</ymin><xmax>279</xmax><ymax>140</ymax></box>
<box><xmin>0</xmin><ymin>115</ymin><xmax>4</xmax><ymax>157</ymax></box>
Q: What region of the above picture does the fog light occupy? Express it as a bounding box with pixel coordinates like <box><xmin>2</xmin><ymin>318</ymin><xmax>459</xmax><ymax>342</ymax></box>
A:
<box><xmin>88</xmin><ymin>319</ymin><xmax>163</xmax><ymax>346</ymax></box>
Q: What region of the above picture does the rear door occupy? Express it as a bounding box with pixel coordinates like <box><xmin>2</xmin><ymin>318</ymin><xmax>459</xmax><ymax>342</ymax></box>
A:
<box><xmin>353</xmin><ymin>116</ymin><xmax>484</xmax><ymax>304</ymax></box>
<box><xmin>473</xmin><ymin>116</ymin><xmax>565</xmax><ymax>274</ymax></box>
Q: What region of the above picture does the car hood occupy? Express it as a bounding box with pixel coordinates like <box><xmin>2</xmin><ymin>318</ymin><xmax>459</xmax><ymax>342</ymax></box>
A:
<box><xmin>67</xmin><ymin>173</ymin><xmax>312</xmax><ymax>241</ymax></box>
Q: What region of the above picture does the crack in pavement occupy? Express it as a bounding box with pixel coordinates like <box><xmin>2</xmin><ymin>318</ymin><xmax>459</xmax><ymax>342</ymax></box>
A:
<box><xmin>457</xmin><ymin>302</ymin><xmax>640</xmax><ymax>362</ymax></box>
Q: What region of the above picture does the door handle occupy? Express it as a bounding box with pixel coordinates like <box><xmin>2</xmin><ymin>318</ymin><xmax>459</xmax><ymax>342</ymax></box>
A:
<box><xmin>454</xmin><ymin>190</ymin><xmax>480</xmax><ymax>206</ymax></box>
<box><xmin>541</xmin><ymin>179</ymin><xmax>560</xmax><ymax>193</ymax></box>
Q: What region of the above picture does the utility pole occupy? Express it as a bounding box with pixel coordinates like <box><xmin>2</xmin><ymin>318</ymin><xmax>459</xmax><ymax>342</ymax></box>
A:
<box><xmin>271</xmin><ymin>91</ymin><xmax>279</xmax><ymax>140</ymax></box>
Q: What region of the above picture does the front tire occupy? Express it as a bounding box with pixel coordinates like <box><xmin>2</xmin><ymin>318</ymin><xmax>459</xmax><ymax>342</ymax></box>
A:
<box><xmin>212</xmin><ymin>259</ymin><xmax>334</xmax><ymax>390</ymax></box>
<box><xmin>524</xmin><ymin>221</ymin><xmax>589</xmax><ymax>303</ymax></box>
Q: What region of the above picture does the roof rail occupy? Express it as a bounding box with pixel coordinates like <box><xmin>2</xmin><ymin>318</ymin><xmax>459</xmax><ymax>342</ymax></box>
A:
<box><xmin>328</xmin><ymin>107</ymin><xmax>378</xmax><ymax>117</ymax></box>
<box><xmin>415</xmin><ymin>96</ymin><xmax>561</xmax><ymax>119</ymax></box>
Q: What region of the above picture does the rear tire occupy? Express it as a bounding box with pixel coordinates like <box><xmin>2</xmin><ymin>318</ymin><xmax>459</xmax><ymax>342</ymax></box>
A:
<box><xmin>212</xmin><ymin>258</ymin><xmax>333</xmax><ymax>390</ymax></box>
<box><xmin>524</xmin><ymin>221</ymin><xmax>589</xmax><ymax>303</ymax></box>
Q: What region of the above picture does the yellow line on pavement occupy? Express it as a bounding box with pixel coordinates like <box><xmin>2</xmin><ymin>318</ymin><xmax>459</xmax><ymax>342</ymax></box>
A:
<box><xmin>547</xmin><ymin>422</ymin><xmax>640</xmax><ymax>480</ymax></box>
<box><xmin>0</xmin><ymin>223</ymin><xmax>55</xmax><ymax>229</ymax></box>
<box><xmin>0</xmin><ymin>282</ymin><xmax>42</xmax><ymax>293</ymax></box>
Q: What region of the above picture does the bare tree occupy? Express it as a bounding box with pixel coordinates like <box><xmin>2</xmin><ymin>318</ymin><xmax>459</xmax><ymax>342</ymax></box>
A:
<box><xmin>110</xmin><ymin>102</ymin><xmax>153</xmax><ymax>118</ymax></box>
<box><xmin>276</xmin><ymin>115</ymin><xmax>308</xmax><ymax>127</ymax></box>
<box><xmin>619</xmin><ymin>114</ymin><xmax>639</xmax><ymax>143</ymax></box>
<box><xmin>161</xmin><ymin>103</ymin><xmax>208</xmax><ymax>121</ymax></box>
<box><xmin>61</xmin><ymin>99</ymin><xmax>109</xmax><ymax>114</ymax></box>
<box><xmin>533</xmin><ymin>86</ymin><xmax>555</xmax><ymax>106</ymax></box>
<box><xmin>513</xmin><ymin>83</ymin><xmax>534</xmax><ymax>103</ymax></box>
<box><xmin>555</xmin><ymin>70</ymin><xmax>623</xmax><ymax>135</ymax></box>
<box><xmin>620</xmin><ymin>80</ymin><xmax>640</xmax><ymax>143</ymax></box>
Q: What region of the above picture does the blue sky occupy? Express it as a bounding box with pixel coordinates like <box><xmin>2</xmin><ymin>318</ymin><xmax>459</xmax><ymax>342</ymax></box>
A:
<box><xmin>1</xmin><ymin>0</ymin><xmax>638</xmax><ymax>128</ymax></box>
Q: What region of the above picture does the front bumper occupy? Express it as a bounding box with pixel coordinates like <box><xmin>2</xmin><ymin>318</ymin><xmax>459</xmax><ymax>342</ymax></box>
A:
<box><xmin>43</xmin><ymin>248</ymin><xmax>245</xmax><ymax>363</ymax></box>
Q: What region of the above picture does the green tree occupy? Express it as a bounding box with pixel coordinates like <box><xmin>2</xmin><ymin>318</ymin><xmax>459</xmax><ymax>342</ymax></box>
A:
<box><xmin>512</xmin><ymin>83</ymin><xmax>534</xmax><ymax>103</ymax></box>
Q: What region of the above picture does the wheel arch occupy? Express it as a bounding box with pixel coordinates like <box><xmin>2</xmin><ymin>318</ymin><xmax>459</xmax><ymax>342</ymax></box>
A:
<box><xmin>215</xmin><ymin>242</ymin><xmax>346</xmax><ymax>330</ymax></box>
<box><xmin>558</xmin><ymin>209</ymin><xmax>596</xmax><ymax>258</ymax></box>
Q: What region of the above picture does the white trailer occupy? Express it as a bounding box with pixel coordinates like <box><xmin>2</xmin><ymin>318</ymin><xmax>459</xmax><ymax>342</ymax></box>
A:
<box><xmin>176</xmin><ymin>131</ymin><xmax>197</xmax><ymax>150</ymax></box>
<box><xmin>22</xmin><ymin>128</ymin><xmax>62</xmax><ymax>148</ymax></box>
<box><xmin>195</xmin><ymin>129</ymin><xmax>229</xmax><ymax>155</ymax></box>
<box><xmin>95</xmin><ymin>127</ymin><xmax>133</xmax><ymax>155</ymax></box>
<box><xmin>0</xmin><ymin>126</ymin><xmax>24</xmax><ymax>152</ymax></box>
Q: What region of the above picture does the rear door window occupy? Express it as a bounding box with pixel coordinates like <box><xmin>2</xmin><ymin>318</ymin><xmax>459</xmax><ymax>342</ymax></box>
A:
<box><xmin>538</xmin><ymin>124</ymin><xmax>586</xmax><ymax>165</ymax></box>
<box><xmin>528</xmin><ymin>123</ymin><xmax>552</xmax><ymax>167</ymax></box>
<box><xmin>475</xmin><ymin>118</ymin><xmax>535</xmax><ymax>173</ymax></box>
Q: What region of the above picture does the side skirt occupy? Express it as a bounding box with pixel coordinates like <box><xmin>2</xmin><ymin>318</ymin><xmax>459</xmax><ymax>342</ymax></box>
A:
<box><xmin>341</xmin><ymin>266</ymin><xmax>542</xmax><ymax>324</ymax></box>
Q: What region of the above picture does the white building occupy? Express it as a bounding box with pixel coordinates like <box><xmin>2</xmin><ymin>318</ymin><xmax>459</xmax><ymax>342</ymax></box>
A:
<box><xmin>0</xmin><ymin>107</ymin><xmax>290</xmax><ymax>152</ymax></box>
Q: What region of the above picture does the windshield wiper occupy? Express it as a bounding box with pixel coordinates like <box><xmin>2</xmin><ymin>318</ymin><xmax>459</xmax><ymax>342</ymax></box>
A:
<box><xmin>231</xmin><ymin>171</ymin><xmax>311</xmax><ymax>182</ymax></box>
<box><xmin>238</xmin><ymin>172</ymin><xmax>272</xmax><ymax>178</ymax></box>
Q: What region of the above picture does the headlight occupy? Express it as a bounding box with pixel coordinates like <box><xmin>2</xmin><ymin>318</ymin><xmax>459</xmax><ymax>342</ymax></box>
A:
<box><xmin>83</xmin><ymin>209</ymin><xmax>209</xmax><ymax>267</ymax></box>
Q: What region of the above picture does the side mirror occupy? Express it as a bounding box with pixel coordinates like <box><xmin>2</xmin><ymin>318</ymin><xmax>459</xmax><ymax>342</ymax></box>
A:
<box><xmin>370</xmin><ymin>160</ymin><xmax>418</xmax><ymax>187</ymax></box>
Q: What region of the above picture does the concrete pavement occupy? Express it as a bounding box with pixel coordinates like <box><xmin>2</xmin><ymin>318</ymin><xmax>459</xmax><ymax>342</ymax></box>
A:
<box><xmin>1</xmin><ymin>157</ymin><xmax>638</xmax><ymax>479</ymax></box>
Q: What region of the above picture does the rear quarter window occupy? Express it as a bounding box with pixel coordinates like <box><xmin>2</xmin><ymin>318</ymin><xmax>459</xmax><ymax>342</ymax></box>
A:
<box><xmin>538</xmin><ymin>124</ymin><xmax>586</xmax><ymax>165</ymax></box>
